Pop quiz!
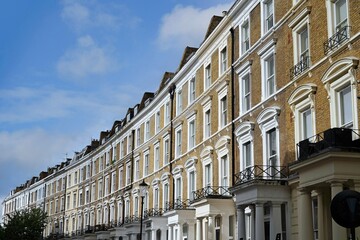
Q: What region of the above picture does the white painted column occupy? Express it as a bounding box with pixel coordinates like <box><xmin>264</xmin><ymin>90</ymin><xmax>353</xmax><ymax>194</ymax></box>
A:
<box><xmin>250</xmin><ymin>205</ymin><xmax>255</xmax><ymax>240</ymax></box>
<box><xmin>237</xmin><ymin>207</ymin><xmax>245</xmax><ymax>240</ymax></box>
<box><xmin>315</xmin><ymin>190</ymin><xmax>324</xmax><ymax>240</ymax></box>
<box><xmin>196</xmin><ymin>219</ymin><xmax>201</xmax><ymax>240</ymax></box>
<box><xmin>208</xmin><ymin>215</ymin><xmax>214</xmax><ymax>240</ymax></box>
<box><xmin>331</xmin><ymin>181</ymin><xmax>347</xmax><ymax>240</ymax></box>
<box><xmin>151</xmin><ymin>229</ymin><xmax>156</xmax><ymax>240</ymax></box>
<box><xmin>168</xmin><ymin>225</ymin><xmax>173</xmax><ymax>240</ymax></box>
<box><xmin>255</xmin><ymin>203</ymin><xmax>264</xmax><ymax>240</ymax></box>
<box><xmin>271</xmin><ymin>203</ymin><xmax>282</xmax><ymax>239</ymax></box>
<box><xmin>298</xmin><ymin>188</ymin><xmax>314</xmax><ymax>240</ymax></box>
<box><xmin>202</xmin><ymin>217</ymin><xmax>208</xmax><ymax>240</ymax></box>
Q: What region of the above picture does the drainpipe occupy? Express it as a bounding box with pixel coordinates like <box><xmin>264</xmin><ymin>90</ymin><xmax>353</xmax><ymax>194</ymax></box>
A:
<box><xmin>230</xmin><ymin>27</ymin><xmax>236</xmax><ymax>187</ymax></box>
<box><xmin>168</xmin><ymin>84</ymin><xmax>176</xmax><ymax>204</ymax></box>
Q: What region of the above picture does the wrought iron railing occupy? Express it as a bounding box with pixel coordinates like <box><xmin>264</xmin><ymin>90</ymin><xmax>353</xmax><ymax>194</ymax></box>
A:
<box><xmin>94</xmin><ymin>224</ymin><xmax>109</xmax><ymax>232</ymax></box>
<box><xmin>234</xmin><ymin>165</ymin><xmax>288</xmax><ymax>185</ymax></box>
<box><xmin>297</xmin><ymin>128</ymin><xmax>360</xmax><ymax>161</ymax></box>
<box><xmin>124</xmin><ymin>215</ymin><xmax>141</xmax><ymax>224</ymax></box>
<box><xmin>144</xmin><ymin>208</ymin><xmax>163</xmax><ymax>218</ymax></box>
<box><xmin>323</xmin><ymin>26</ymin><xmax>350</xmax><ymax>55</ymax></box>
<box><xmin>190</xmin><ymin>186</ymin><xmax>232</xmax><ymax>203</ymax></box>
<box><xmin>164</xmin><ymin>199</ymin><xmax>192</xmax><ymax>212</ymax></box>
<box><xmin>290</xmin><ymin>56</ymin><xmax>310</xmax><ymax>80</ymax></box>
<box><xmin>84</xmin><ymin>225</ymin><xmax>95</xmax><ymax>233</ymax></box>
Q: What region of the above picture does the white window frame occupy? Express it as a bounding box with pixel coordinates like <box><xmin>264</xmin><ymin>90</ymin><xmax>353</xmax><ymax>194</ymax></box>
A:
<box><xmin>134</xmin><ymin>156</ymin><xmax>140</xmax><ymax>180</ymax></box>
<box><xmin>185</xmin><ymin>158</ymin><xmax>197</xmax><ymax>201</ymax></box>
<box><xmin>118</xmin><ymin>166</ymin><xmax>124</xmax><ymax>189</ymax></box>
<box><xmin>126</xmin><ymin>162</ymin><xmax>131</xmax><ymax>186</ymax></box>
<box><xmin>261</xmin><ymin>0</ymin><xmax>274</xmax><ymax>35</ymax></box>
<box><xmin>204</xmin><ymin>62</ymin><xmax>212</xmax><ymax>90</ymax></box>
<box><xmin>152</xmin><ymin>182</ymin><xmax>160</xmax><ymax>210</ymax></box>
<box><xmin>154</xmin><ymin>143</ymin><xmax>160</xmax><ymax>171</ymax></box>
<box><xmin>189</xmin><ymin>76</ymin><xmax>196</xmax><ymax>104</ymax></box>
<box><xmin>162</xmin><ymin>180</ymin><xmax>170</xmax><ymax>209</ymax></box>
<box><xmin>203</xmin><ymin>98</ymin><xmax>212</xmax><ymax>140</ymax></box>
<box><xmin>329</xmin><ymin>75</ymin><xmax>357</xmax><ymax>129</ymax></box>
<box><xmin>164</xmin><ymin>101</ymin><xmax>170</xmax><ymax>125</ymax></box>
<box><xmin>239</xmin><ymin>71</ymin><xmax>251</xmax><ymax>114</ymax></box>
<box><xmin>218</xmin><ymin>86</ymin><xmax>228</xmax><ymax>129</ymax></box>
<box><xmin>215</xmin><ymin>137</ymin><xmax>230</xmax><ymax>193</ymax></box>
<box><xmin>257</xmin><ymin>108</ymin><xmax>281</xmax><ymax>169</ymax></box>
<box><xmin>176</xmin><ymin>88</ymin><xmax>183</xmax><ymax>116</ymax></box>
<box><xmin>155</xmin><ymin>110</ymin><xmax>161</xmax><ymax>133</ymax></box>
<box><xmin>322</xmin><ymin>58</ymin><xmax>358</xmax><ymax>131</ymax></box>
<box><xmin>187</xmin><ymin>114</ymin><xmax>196</xmax><ymax>150</ymax></box>
<box><xmin>261</xmin><ymin>51</ymin><xmax>276</xmax><ymax>100</ymax></box>
<box><xmin>163</xmin><ymin>134</ymin><xmax>170</xmax><ymax>165</ymax></box>
<box><xmin>175</xmin><ymin>125</ymin><xmax>183</xmax><ymax>158</ymax></box>
<box><xmin>240</xmin><ymin>18</ymin><xmax>250</xmax><ymax>55</ymax></box>
<box><xmin>144</xmin><ymin>120</ymin><xmax>150</xmax><ymax>141</ymax></box>
<box><xmin>202</xmin><ymin>157</ymin><xmax>212</xmax><ymax>189</ymax></box>
<box><xmin>326</xmin><ymin>0</ymin><xmax>349</xmax><ymax>37</ymax></box>
<box><xmin>111</xmin><ymin>171</ymin><xmax>116</xmax><ymax>193</ymax></box>
<box><xmin>236</xmin><ymin>123</ymin><xmax>254</xmax><ymax>171</ymax></box>
<box><xmin>290</xmin><ymin>13</ymin><xmax>310</xmax><ymax>65</ymax></box>
<box><xmin>143</xmin><ymin>150</ymin><xmax>150</xmax><ymax>177</ymax></box>
<box><xmin>288</xmin><ymin>84</ymin><xmax>317</xmax><ymax>146</ymax></box>
<box><xmin>136</xmin><ymin>127</ymin><xmax>141</xmax><ymax>147</ymax></box>
<box><xmin>219</xmin><ymin>45</ymin><xmax>228</xmax><ymax>75</ymax></box>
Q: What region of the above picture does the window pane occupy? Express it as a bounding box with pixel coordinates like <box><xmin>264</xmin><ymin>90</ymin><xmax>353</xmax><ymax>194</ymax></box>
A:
<box><xmin>243</xmin><ymin>142</ymin><xmax>251</xmax><ymax>168</ymax></box>
<box><xmin>300</xmin><ymin>27</ymin><xmax>309</xmax><ymax>59</ymax></box>
<box><xmin>302</xmin><ymin>108</ymin><xmax>313</xmax><ymax>140</ymax></box>
<box><xmin>340</xmin><ymin>85</ymin><xmax>352</xmax><ymax>127</ymax></box>
<box><xmin>335</xmin><ymin>0</ymin><xmax>347</xmax><ymax>29</ymax></box>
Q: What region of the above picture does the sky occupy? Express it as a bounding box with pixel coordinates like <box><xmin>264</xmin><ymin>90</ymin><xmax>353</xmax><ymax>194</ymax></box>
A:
<box><xmin>0</xmin><ymin>0</ymin><xmax>234</xmax><ymax>215</ymax></box>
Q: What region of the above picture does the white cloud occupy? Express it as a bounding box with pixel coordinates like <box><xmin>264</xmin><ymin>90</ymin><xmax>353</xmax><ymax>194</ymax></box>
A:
<box><xmin>57</xmin><ymin>35</ymin><xmax>118</xmax><ymax>79</ymax></box>
<box><xmin>0</xmin><ymin>85</ymin><xmax>135</xmax><ymax>124</ymax></box>
<box><xmin>61</xmin><ymin>1</ymin><xmax>90</xmax><ymax>31</ymax></box>
<box><xmin>0</xmin><ymin>128</ymin><xmax>75</xmax><ymax>168</ymax></box>
<box><xmin>60</xmin><ymin>1</ymin><xmax>140</xmax><ymax>32</ymax></box>
<box><xmin>157</xmin><ymin>3</ymin><xmax>232</xmax><ymax>50</ymax></box>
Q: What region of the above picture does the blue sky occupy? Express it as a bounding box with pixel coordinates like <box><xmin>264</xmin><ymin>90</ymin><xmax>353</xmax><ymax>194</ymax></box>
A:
<box><xmin>0</xmin><ymin>0</ymin><xmax>233</xmax><ymax>209</ymax></box>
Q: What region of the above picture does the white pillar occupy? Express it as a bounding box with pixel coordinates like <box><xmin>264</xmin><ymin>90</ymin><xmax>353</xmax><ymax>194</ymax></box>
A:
<box><xmin>237</xmin><ymin>207</ymin><xmax>245</xmax><ymax>240</ymax></box>
<box><xmin>255</xmin><ymin>203</ymin><xmax>264</xmax><ymax>240</ymax></box>
<box><xmin>202</xmin><ymin>218</ymin><xmax>208</xmax><ymax>240</ymax></box>
<box><xmin>196</xmin><ymin>219</ymin><xmax>201</xmax><ymax>240</ymax></box>
<box><xmin>151</xmin><ymin>229</ymin><xmax>156</xmax><ymax>240</ymax></box>
<box><xmin>208</xmin><ymin>215</ymin><xmax>214</xmax><ymax>240</ymax></box>
<box><xmin>249</xmin><ymin>205</ymin><xmax>255</xmax><ymax>240</ymax></box>
<box><xmin>168</xmin><ymin>225</ymin><xmax>172</xmax><ymax>240</ymax></box>
<box><xmin>331</xmin><ymin>181</ymin><xmax>347</xmax><ymax>240</ymax></box>
<box><xmin>271</xmin><ymin>203</ymin><xmax>282</xmax><ymax>239</ymax></box>
<box><xmin>298</xmin><ymin>188</ymin><xmax>314</xmax><ymax>240</ymax></box>
<box><xmin>315</xmin><ymin>190</ymin><xmax>324</xmax><ymax>240</ymax></box>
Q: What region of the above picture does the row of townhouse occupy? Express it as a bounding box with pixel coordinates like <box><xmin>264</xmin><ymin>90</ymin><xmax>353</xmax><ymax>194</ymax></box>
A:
<box><xmin>2</xmin><ymin>0</ymin><xmax>360</xmax><ymax>239</ymax></box>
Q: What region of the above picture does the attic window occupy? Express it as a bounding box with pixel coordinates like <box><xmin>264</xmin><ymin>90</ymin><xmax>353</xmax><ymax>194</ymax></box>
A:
<box><xmin>127</xmin><ymin>114</ymin><xmax>131</xmax><ymax>122</ymax></box>
<box><xmin>134</xmin><ymin>106</ymin><xmax>138</xmax><ymax>115</ymax></box>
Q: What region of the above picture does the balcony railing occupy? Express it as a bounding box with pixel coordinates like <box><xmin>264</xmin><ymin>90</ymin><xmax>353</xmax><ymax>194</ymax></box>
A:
<box><xmin>124</xmin><ymin>215</ymin><xmax>141</xmax><ymax>224</ymax></box>
<box><xmin>94</xmin><ymin>224</ymin><xmax>109</xmax><ymax>232</ymax></box>
<box><xmin>164</xmin><ymin>199</ymin><xmax>192</xmax><ymax>212</ymax></box>
<box><xmin>297</xmin><ymin>128</ymin><xmax>360</xmax><ymax>161</ymax></box>
<box><xmin>144</xmin><ymin>208</ymin><xmax>163</xmax><ymax>218</ymax></box>
<box><xmin>290</xmin><ymin>56</ymin><xmax>310</xmax><ymax>80</ymax></box>
<box><xmin>190</xmin><ymin>186</ymin><xmax>232</xmax><ymax>203</ymax></box>
<box><xmin>234</xmin><ymin>165</ymin><xmax>288</xmax><ymax>186</ymax></box>
<box><xmin>324</xmin><ymin>26</ymin><xmax>350</xmax><ymax>55</ymax></box>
